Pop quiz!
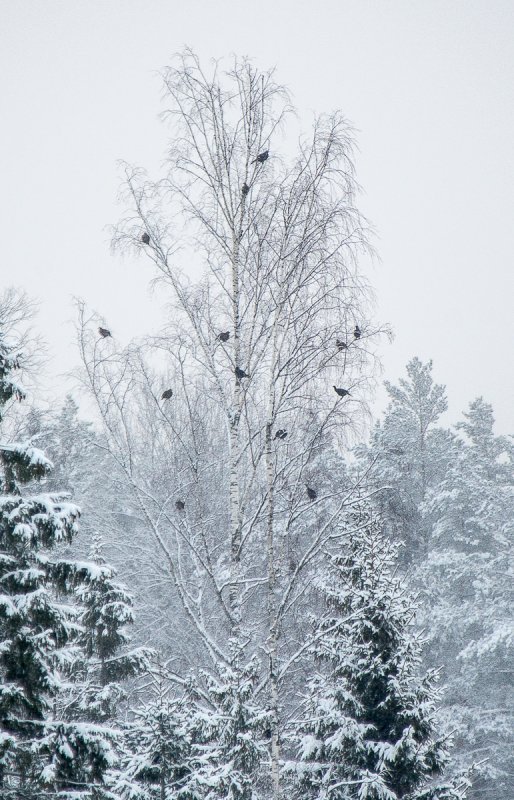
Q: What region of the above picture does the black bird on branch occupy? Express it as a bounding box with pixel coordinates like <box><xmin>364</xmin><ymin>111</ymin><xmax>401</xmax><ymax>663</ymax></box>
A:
<box><xmin>235</xmin><ymin>367</ymin><xmax>250</xmax><ymax>380</ymax></box>
<box><xmin>175</xmin><ymin>500</ymin><xmax>185</xmax><ymax>511</ymax></box>
<box><xmin>274</xmin><ymin>429</ymin><xmax>287</xmax><ymax>441</ymax></box>
<box><xmin>333</xmin><ymin>386</ymin><xmax>350</xmax><ymax>398</ymax></box>
<box><xmin>354</xmin><ymin>325</ymin><xmax>362</xmax><ymax>339</ymax></box>
<box><xmin>218</xmin><ymin>331</ymin><xmax>230</xmax><ymax>342</ymax></box>
<box><xmin>306</xmin><ymin>486</ymin><xmax>317</xmax><ymax>501</ymax></box>
<box><xmin>161</xmin><ymin>389</ymin><xmax>173</xmax><ymax>400</ymax></box>
<box><xmin>241</xmin><ymin>183</ymin><xmax>250</xmax><ymax>196</ymax></box>
<box><xmin>98</xmin><ymin>327</ymin><xmax>111</xmax><ymax>339</ymax></box>
<box><xmin>251</xmin><ymin>150</ymin><xmax>269</xmax><ymax>164</ymax></box>
<box><xmin>141</xmin><ymin>232</ymin><xmax>151</xmax><ymax>245</ymax></box>
<box><xmin>336</xmin><ymin>339</ymin><xmax>347</xmax><ymax>351</ymax></box>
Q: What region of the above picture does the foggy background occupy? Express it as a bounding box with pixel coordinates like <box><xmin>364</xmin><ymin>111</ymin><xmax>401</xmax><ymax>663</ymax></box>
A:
<box><xmin>1</xmin><ymin>0</ymin><xmax>513</xmax><ymax>430</ymax></box>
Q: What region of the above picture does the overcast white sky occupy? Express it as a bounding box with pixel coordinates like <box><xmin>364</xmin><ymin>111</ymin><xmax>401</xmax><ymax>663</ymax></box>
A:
<box><xmin>1</xmin><ymin>1</ymin><xmax>514</xmax><ymax>432</ymax></box>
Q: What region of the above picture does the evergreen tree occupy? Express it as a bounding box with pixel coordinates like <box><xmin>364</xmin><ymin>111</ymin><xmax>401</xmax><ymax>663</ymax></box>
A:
<box><xmin>0</xmin><ymin>331</ymin><xmax>146</xmax><ymax>798</ymax></box>
<box><xmin>292</xmin><ymin>507</ymin><xmax>470</xmax><ymax>800</ymax></box>
<box><xmin>21</xmin><ymin>395</ymin><xmax>115</xmax><ymax>559</ymax></box>
<box><xmin>116</xmin><ymin>671</ymin><xmax>195</xmax><ymax>800</ymax></box>
<box><xmin>188</xmin><ymin>657</ymin><xmax>270</xmax><ymax>800</ymax></box>
<box><xmin>74</xmin><ymin>534</ymin><xmax>151</xmax><ymax>720</ymax></box>
<box><xmin>418</xmin><ymin>398</ymin><xmax>514</xmax><ymax>799</ymax></box>
<box><xmin>117</xmin><ymin>655</ymin><xmax>269</xmax><ymax>800</ymax></box>
<box><xmin>356</xmin><ymin>359</ymin><xmax>454</xmax><ymax>561</ymax></box>
<box><xmin>45</xmin><ymin>534</ymin><xmax>152</xmax><ymax>798</ymax></box>
<box><xmin>0</xmin><ymin>331</ymin><xmax>84</xmax><ymax>796</ymax></box>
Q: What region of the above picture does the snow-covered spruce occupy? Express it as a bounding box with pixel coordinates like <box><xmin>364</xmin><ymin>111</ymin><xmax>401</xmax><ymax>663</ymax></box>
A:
<box><xmin>0</xmin><ymin>333</ymin><xmax>149</xmax><ymax>798</ymax></box>
<box><xmin>354</xmin><ymin>357</ymin><xmax>454</xmax><ymax>564</ymax></box>
<box><xmin>417</xmin><ymin>397</ymin><xmax>514</xmax><ymax>797</ymax></box>
<box><xmin>116</xmin><ymin>655</ymin><xmax>270</xmax><ymax>800</ymax></box>
<box><xmin>115</xmin><ymin>674</ymin><xmax>196</xmax><ymax>800</ymax></box>
<box><xmin>290</xmin><ymin>506</ymin><xmax>471</xmax><ymax>800</ymax></box>
<box><xmin>357</xmin><ymin>359</ymin><xmax>514</xmax><ymax>799</ymax></box>
<box><xmin>187</xmin><ymin>656</ymin><xmax>271</xmax><ymax>800</ymax></box>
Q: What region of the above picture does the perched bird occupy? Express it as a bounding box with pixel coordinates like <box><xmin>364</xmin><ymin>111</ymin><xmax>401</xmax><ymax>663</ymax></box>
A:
<box><xmin>141</xmin><ymin>232</ymin><xmax>151</xmax><ymax>245</ymax></box>
<box><xmin>333</xmin><ymin>385</ymin><xmax>350</xmax><ymax>398</ymax></box>
<box><xmin>354</xmin><ymin>325</ymin><xmax>362</xmax><ymax>339</ymax></box>
<box><xmin>241</xmin><ymin>182</ymin><xmax>250</xmax><ymax>196</ymax></box>
<box><xmin>235</xmin><ymin>367</ymin><xmax>250</xmax><ymax>380</ymax></box>
<box><xmin>251</xmin><ymin>150</ymin><xmax>269</xmax><ymax>164</ymax></box>
<box><xmin>98</xmin><ymin>327</ymin><xmax>111</xmax><ymax>338</ymax></box>
<box><xmin>161</xmin><ymin>388</ymin><xmax>173</xmax><ymax>400</ymax></box>
<box><xmin>218</xmin><ymin>331</ymin><xmax>230</xmax><ymax>342</ymax></box>
<box><xmin>306</xmin><ymin>486</ymin><xmax>317</xmax><ymax>501</ymax></box>
<box><xmin>336</xmin><ymin>339</ymin><xmax>348</xmax><ymax>351</ymax></box>
<box><xmin>274</xmin><ymin>429</ymin><xmax>287</xmax><ymax>441</ymax></box>
<box><xmin>175</xmin><ymin>500</ymin><xmax>185</xmax><ymax>511</ymax></box>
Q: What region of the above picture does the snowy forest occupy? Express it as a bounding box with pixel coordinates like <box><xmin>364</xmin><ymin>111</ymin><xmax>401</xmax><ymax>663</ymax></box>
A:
<box><xmin>0</xmin><ymin>51</ymin><xmax>512</xmax><ymax>800</ymax></box>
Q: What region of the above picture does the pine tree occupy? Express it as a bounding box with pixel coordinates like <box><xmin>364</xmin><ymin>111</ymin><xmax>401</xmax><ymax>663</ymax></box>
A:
<box><xmin>116</xmin><ymin>655</ymin><xmax>269</xmax><ymax>800</ymax></box>
<box><xmin>355</xmin><ymin>359</ymin><xmax>454</xmax><ymax>562</ymax></box>
<box><xmin>20</xmin><ymin>395</ymin><xmax>115</xmax><ymax>559</ymax></box>
<box><xmin>116</xmin><ymin>670</ymin><xmax>195</xmax><ymax>800</ymax></box>
<box><xmin>74</xmin><ymin>534</ymin><xmax>151</xmax><ymax>719</ymax></box>
<box><xmin>0</xmin><ymin>331</ymin><xmax>83</xmax><ymax>795</ymax></box>
<box><xmin>44</xmin><ymin>534</ymin><xmax>153</xmax><ymax>799</ymax></box>
<box><xmin>292</xmin><ymin>506</ymin><xmax>470</xmax><ymax>800</ymax></box>
<box><xmin>188</xmin><ymin>656</ymin><xmax>270</xmax><ymax>800</ymax></box>
<box><xmin>418</xmin><ymin>398</ymin><xmax>514</xmax><ymax>799</ymax></box>
<box><xmin>0</xmin><ymin>331</ymin><xmax>146</xmax><ymax>798</ymax></box>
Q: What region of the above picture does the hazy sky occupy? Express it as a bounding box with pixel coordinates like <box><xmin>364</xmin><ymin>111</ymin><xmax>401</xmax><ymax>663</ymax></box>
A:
<box><xmin>2</xmin><ymin>1</ymin><xmax>514</xmax><ymax>432</ymax></box>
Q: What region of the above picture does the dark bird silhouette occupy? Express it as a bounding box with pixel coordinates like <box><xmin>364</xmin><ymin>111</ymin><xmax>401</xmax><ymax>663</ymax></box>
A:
<box><xmin>251</xmin><ymin>150</ymin><xmax>269</xmax><ymax>164</ymax></box>
<box><xmin>336</xmin><ymin>339</ymin><xmax>348</xmax><ymax>351</ymax></box>
<box><xmin>235</xmin><ymin>367</ymin><xmax>250</xmax><ymax>380</ymax></box>
<box><xmin>241</xmin><ymin>182</ymin><xmax>250</xmax><ymax>196</ymax></box>
<box><xmin>274</xmin><ymin>429</ymin><xmax>287</xmax><ymax>440</ymax></box>
<box><xmin>218</xmin><ymin>331</ymin><xmax>230</xmax><ymax>342</ymax></box>
<box><xmin>306</xmin><ymin>486</ymin><xmax>317</xmax><ymax>501</ymax></box>
<box><xmin>141</xmin><ymin>232</ymin><xmax>151</xmax><ymax>245</ymax></box>
<box><xmin>161</xmin><ymin>389</ymin><xmax>173</xmax><ymax>400</ymax></box>
<box><xmin>175</xmin><ymin>500</ymin><xmax>185</xmax><ymax>511</ymax></box>
<box><xmin>354</xmin><ymin>325</ymin><xmax>362</xmax><ymax>339</ymax></box>
<box><xmin>98</xmin><ymin>327</ymin><xmax>111</xmax><ymax>338</ymax></box>
<box><xmin>333</xmin><ymin>385</ymin><xmax>350</xmax><ymax>398</ymax></box>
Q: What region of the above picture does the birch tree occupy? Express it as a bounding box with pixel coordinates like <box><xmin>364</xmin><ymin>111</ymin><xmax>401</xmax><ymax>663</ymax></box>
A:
<box><xmin>78</xmin><ymin>49</ymin><xmax>386</xmax><ymax>799</ymax></box>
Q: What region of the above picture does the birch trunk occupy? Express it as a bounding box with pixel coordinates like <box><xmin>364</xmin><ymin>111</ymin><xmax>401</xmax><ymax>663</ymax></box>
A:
<box><xmin>265</xmin><ymin>420</ymin><xmax>281</xmax><ymax>800</ymax></box>
<box><xmin>228</xmin><ymin>194</ymin><xmax>246</xmax><ymax>640</ymax></box>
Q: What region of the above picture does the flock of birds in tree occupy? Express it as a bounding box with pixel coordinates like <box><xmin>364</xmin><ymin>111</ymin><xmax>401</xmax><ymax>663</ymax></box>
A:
<box><xmin>100</xmin><ymin>148</ymin><xmax>361</xmax><ymax>513</ymax></box>
<box><xmin>137</xmin><ymin>150</ymin><xmax>270</xmax><ymax>251</ymax></box>
<box><xmin>98</xmin><ymin>319</ymin><xmax>360</xmax><ymax>510</ymax></box>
